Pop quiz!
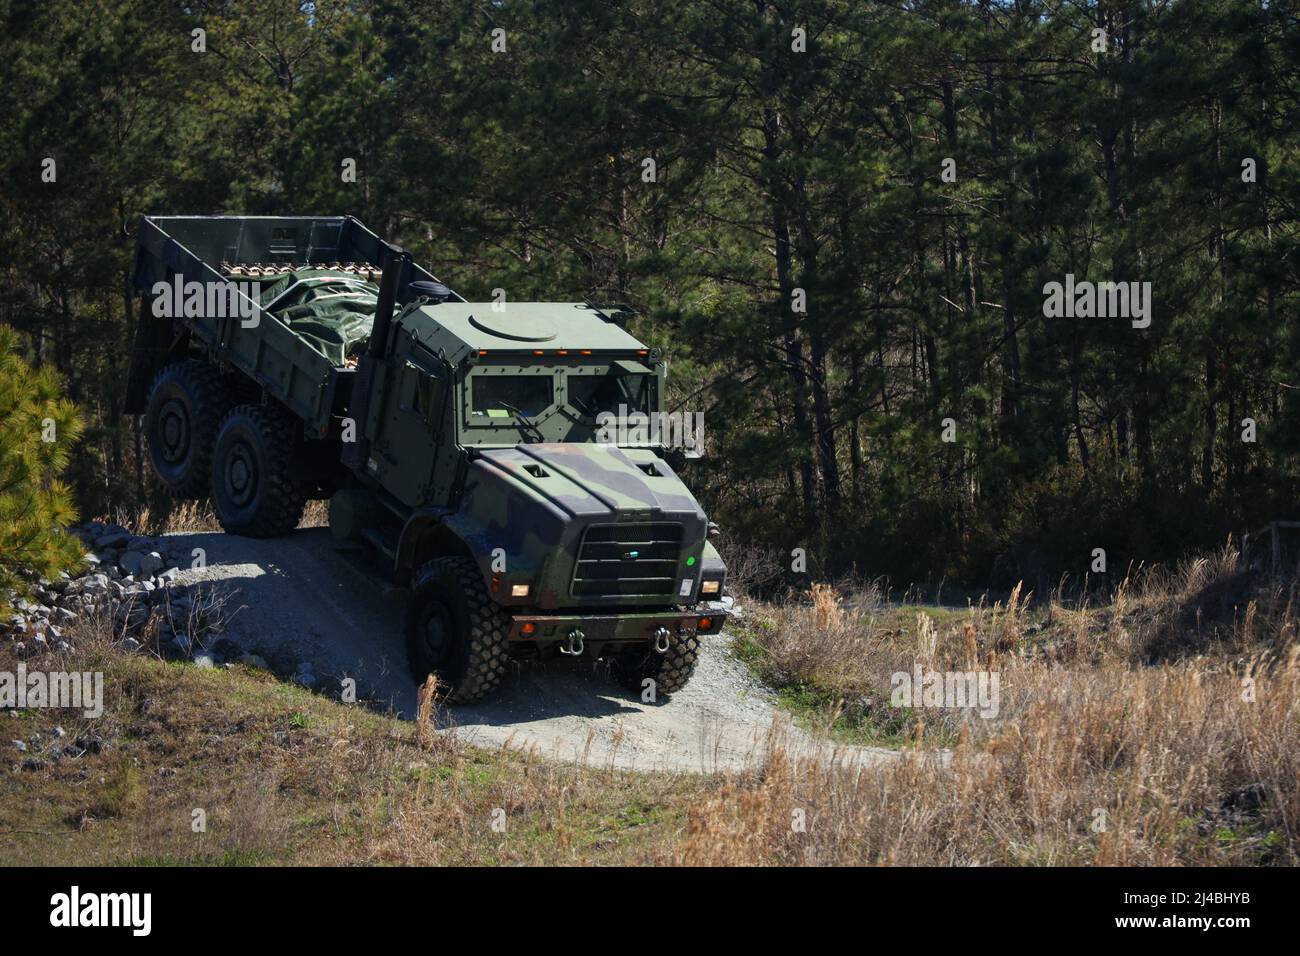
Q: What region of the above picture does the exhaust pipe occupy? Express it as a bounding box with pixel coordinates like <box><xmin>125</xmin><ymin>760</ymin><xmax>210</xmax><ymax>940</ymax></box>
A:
<box><xmin>342</xmin><ymin>242</ymin><xmax>407</xmax><ymax>473</ymax></box>
<box><xmin>367</xmin><ymin>243</ymin><xmax>408</xmax><ymax>359</ymax></box>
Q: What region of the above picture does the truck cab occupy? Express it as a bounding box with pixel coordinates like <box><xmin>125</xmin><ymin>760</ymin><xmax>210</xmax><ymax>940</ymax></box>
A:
<box><xmin>350</xmin><ymin>295</ymin><xmax>728</xmax><ymax>700</ymax></box>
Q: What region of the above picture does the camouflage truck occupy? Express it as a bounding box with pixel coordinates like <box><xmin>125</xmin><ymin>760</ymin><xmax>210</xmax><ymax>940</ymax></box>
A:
<box><xmin>126</xmin><ymin>215</ymin><xmax>726</xmax><ymax>701</ymax></box>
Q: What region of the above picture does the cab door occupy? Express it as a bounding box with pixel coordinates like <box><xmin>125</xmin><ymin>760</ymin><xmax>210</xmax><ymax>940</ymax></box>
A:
<box><xmin>371</xmin><ymin>353</ymin><xmax>446</xmax><ymax>507</ymax></box>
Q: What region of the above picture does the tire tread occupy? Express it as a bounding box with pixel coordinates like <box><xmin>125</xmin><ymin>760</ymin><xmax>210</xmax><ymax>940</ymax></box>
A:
<box><xmin>408</xmin><ymin>556</ymin><xmax>509</xmax><ymax>703</ymax></box>
<box><xmin>146</xmin><ymin>360</ymin><xmax>232</xmax><ymax>499</ymax></box>
<box><xmin>613</xmin><ymin>631</ymin><xmax>701</xmax><ymax>698</ymax></box>
<box><xmin>212</xmin><ymin>403</ymin><xmax>307</xmax><ymax>537</ymax></box>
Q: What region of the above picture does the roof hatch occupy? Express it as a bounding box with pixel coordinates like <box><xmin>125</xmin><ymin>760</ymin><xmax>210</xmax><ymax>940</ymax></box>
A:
<box><xmin>468</xmin><ymin>311</ymin><xmax>558</xmax><ymax>342</ymax></box>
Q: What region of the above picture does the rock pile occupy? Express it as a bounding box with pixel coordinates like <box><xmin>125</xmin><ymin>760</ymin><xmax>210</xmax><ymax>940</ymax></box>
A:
<box><xmin>1</xmin><ymin>520</ymin><xmax>229</xmax><ymax>662</ymax></box>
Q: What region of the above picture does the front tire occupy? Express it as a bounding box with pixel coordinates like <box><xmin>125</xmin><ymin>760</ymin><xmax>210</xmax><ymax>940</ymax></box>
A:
<box><xmin>210</xmin><ymin>404</ymin><xmax>307</xmax><ymax>537</ymax></box>
<box><xmin>145</xmin><ymin>361</ymin><xmax>232</xmax><ymax>498</ymax></box>
<box><xmin>406</xmin><ymin>557</ymin><xmax>510</xmax><ymax>703</ymax></box>
<box><xmin>611</xmin><ymin>632</ymin><xmax>701</xmax><ymax>700</ymax></box>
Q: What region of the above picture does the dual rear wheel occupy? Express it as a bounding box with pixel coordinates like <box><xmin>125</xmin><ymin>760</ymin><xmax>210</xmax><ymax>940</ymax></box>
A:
<box><xmin>145</xmin><ymin>361</ymin><xmax>306</xmax><ymax>536</ymax></box>
<box><xmin>209</xmin><ymin>404</ymin><xmax>308</xmax><ymax>537</ymax></box>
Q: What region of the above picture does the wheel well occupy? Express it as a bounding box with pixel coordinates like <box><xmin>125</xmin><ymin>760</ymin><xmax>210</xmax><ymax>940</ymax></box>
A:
<box><xmin>399</xmin><ymin>521</ymin><xmax>473</xmax><ymax>585</ymax></box>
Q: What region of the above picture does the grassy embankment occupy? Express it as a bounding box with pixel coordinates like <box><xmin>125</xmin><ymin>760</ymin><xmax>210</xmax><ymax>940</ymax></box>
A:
<box><xmin>3</xmin><ymin>508</ymin><xmax>1294</xmax><ymax>865</ymax></box>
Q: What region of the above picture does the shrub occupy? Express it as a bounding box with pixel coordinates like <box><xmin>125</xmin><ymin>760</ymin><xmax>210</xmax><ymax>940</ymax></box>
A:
<box><xmin>0</xmin><ymin>323</ymin><xmax>85</xmax><ymax>610</ymax></box>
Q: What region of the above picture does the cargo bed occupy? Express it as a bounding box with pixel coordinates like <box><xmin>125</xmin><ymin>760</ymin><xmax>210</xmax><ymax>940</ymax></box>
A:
<box><xmin>127</xmin><ymin>215</ymin><xmax>458</xmax><ymax>437</ymax></box>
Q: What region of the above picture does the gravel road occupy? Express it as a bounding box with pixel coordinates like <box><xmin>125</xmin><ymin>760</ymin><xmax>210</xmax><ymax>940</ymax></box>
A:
<box><xmin>169</xmin><ymin>528</ymin><xmax>899</xmax><ymax>773</ymax></box>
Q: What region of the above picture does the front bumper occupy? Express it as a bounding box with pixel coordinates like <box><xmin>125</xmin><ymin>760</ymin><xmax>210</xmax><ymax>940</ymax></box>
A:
<box><xmin>507</xmin><ymin>602</ymin><xmax>727</xmax><ymax>643</ymax></box>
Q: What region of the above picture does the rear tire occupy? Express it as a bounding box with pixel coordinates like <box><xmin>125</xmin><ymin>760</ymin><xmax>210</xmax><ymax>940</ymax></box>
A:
<box><xmin>406</xmin><ymin>557</ymin><xmax>509</xmax><ymax>703</ymax></box>
<box><xmin>145</xmin><ymin>361</ymin><xmax>232</xmax><ymax>498</ymax></box>
<box><xmin>210</xmin><ymin>404</ymin><xmax>307</xmax><ymax>537</ymax></box>
<box><xmin>611</xmin><ymin>632</ymin><xmax>701</xmax><ymax>700</ymax></box>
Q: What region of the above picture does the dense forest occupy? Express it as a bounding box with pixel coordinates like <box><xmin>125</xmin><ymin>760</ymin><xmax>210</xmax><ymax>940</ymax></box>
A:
<box><xmin>2</xmin><ymin>0</ymin><xmax>1299</xmax><ymax>589</ymax></box>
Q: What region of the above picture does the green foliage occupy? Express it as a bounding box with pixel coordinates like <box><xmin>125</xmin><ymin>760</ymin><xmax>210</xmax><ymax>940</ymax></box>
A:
<box><xmin>2</xmin><ymin>0</ymin><xmax>1300</xmax><ymax>586</ymax></box>
<box><xmin>0</xmin><ymin>323</ymin><xmax>85</xmax><ymax>608</ymax></box>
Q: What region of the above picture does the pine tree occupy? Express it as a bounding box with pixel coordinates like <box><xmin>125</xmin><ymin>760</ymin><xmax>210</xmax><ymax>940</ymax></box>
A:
<box><xmin>0</xmin><ymin>323</ymin><xmax>85</xmax><ymax>611</ymax></box>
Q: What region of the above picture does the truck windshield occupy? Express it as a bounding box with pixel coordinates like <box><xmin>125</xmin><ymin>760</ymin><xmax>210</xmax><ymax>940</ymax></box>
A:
<box><xmin>568</xmin><ymin>374</ymin><xmax>651</xmax><ymax>419</ymax></box>
<box><xmin>471</xmin><ymin>375</ymin><xmax>553</xmax><ymax>418</ymax></box>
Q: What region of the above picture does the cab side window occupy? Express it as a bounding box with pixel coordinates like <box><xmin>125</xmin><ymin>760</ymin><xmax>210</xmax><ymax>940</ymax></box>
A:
<box><xmin>399</xmin><ymin>361</ymin><xmax>443</xmax><ymax>425</ymax></box>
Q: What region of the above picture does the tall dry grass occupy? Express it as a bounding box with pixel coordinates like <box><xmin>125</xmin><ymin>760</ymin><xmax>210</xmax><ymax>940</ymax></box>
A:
<box><xmin>27</xmin><ymin>520</ymin><xmax>1292</xmax><ymax>866</ymax></box>
<box><xmin>101</xmin><ymin>498</ymin><xmax>330</xmax><ymax>536</ymax></box>
<box><xmin>682</xmin><ymin>652</ymin><xmax>1298</xmax><ymax>865</ymax></box>
<box><xmin>711</xmin><ymin>545</ymin><xmax>1299</xmax><ymax>865</ymax></box>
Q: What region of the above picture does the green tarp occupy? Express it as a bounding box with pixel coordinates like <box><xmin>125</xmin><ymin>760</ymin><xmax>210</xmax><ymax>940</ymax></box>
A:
<box><xmin>259</xmin><ymin>269</ymin><xmax>378</xmax><ymax>366</ymax></box>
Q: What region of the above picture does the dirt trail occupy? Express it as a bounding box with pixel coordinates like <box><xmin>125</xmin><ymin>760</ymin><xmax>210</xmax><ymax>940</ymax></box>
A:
<box><xmin>169</xmin><ymin>528</ymin><xmax>900</xmax><ymax>773</ymax></box>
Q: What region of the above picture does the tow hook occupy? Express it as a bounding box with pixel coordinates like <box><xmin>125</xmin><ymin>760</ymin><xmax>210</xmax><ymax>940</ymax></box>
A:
<box><xmin>653</xmin><ymin>627</ymin><xmax>672</xmax><ymax>653</ymax></box>
<box><xmin>560</xmin><ymin>629</ymin><xmax>585</xmax><ymax>656</ymax></box>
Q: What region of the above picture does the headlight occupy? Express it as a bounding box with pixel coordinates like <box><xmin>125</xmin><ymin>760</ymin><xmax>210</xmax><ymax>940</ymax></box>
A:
<box><xmin>700</xmin><ymin>579</ymin><xmax>721</xmax><ymax>595</ymax></box>
<box><xmin>510</xmin><ymin>584</ymin><xmax>530</xmax><ymax>598</ymax></box>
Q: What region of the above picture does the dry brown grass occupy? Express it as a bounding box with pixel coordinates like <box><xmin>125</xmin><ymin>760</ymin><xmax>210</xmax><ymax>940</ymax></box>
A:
<box><xmin>6</xmin><ymin>542</ymin><xmax>1294</xmax><ymax>867</ymax></box>
<box><xmin>299</xmin><ymin>499</ymin><xmax>329</xmax><ymax>529</ymax></box>
<box><xmin>101</xmin><ymin>497</ymin><xmax>329</xmax><ymax>536</ymax></box>
<box><xmin>681</xmin><ymin>651</ymin><xmax>1298</xmax><ymax>865</ymax></box>
<box><xmin>717</xmin><ymin>544</ymin><xmax>1298</xmax><ymax>864</ymax></box>
<box><xmin>103</xmin><ymin>500</ymin><xmax>223</xmax><ymax>535</ymax></box>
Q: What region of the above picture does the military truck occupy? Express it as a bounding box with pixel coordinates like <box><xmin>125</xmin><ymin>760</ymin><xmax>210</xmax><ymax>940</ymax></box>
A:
<box><xmin>125</xmin><ymin>215</ymin><xmax>726</xmax><ymax>701</ymax></box>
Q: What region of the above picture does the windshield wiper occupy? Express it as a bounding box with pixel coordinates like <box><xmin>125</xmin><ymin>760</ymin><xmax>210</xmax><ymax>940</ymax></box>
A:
<box><xmin>496</xmin><ymin>401</ymin><xmax>545</xmax><ymax>441</ymax></box>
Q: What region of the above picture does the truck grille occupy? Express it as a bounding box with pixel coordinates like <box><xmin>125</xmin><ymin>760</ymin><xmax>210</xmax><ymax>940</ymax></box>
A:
<box><xmin>571</xmin><ymin>522</ymin><xmax>685</xmax><ymax>598</ymax></box>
